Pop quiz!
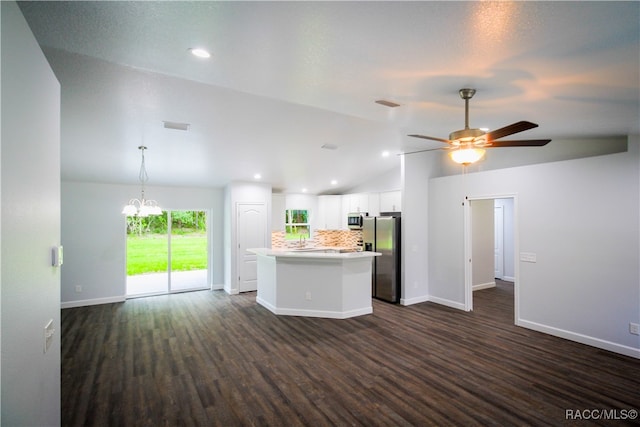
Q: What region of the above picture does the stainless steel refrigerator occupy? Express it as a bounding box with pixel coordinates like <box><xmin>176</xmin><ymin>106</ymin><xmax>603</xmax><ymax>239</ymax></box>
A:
<box><xmin>363</xmin><ymin>216</ymin><xmax>401</xmax><ymax>303</ymax></box>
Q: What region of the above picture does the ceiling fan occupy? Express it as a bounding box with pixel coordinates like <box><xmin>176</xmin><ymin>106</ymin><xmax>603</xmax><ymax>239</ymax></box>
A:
<box><xmin>407</xmin><ymin>88</ymin><xmax>551</xmax><ymax>164</ymax></box>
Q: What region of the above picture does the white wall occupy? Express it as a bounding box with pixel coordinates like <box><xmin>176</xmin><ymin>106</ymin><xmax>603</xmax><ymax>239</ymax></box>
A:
<box><xmin>346</xmin><ymin>165</ymin><xmax>402</xmax><ymax>194</ymax></box>
<box><xmin>471</xmin><ymin>199</ymin><xmax>495</xmax><ymax>289</ymax></box>
<box><xmin>1</xmin><ymin>2</ymin><xmax>61</xmax><ymax>423</ymax></box>
<box><xmin>284</xmin><ymin>194</ymin><xmax>318</xmax><ymax>215</ymax></box>
<box><xmin>495</xmin><ymin>198</ymin><xmax>515</xmax><ymax>281</ymax></box>
<box><xmin>428</xmin><ymin>138</ymin><xmax>640</xmax><ymax>357</ymax></box>
<box><xmin>439</xmin><ymin>136</ymin><xmax>629</xmax><ymax>176</ymax></box>
<box><xmin>224</xmin><ymin>181</ymin><xmax>272</xmax><ymax>294</ymax></box>
<box><xmin>61</xmin><ymin>181</ymin><xmax>224</xmax><ymax>307</ymax></box>
<box><xmin>401</xmin><ymin>151</ymin><xmax>442</xmax><ymax>305</ymax></box>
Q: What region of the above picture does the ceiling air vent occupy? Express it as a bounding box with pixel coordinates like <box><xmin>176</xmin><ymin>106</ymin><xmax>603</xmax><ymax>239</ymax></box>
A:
<box><xmin>375</xmin><ymin>100</ymin><xmax>401</xmax><ymax>108</ymax></box>
<box><xmin>321</xmin><ymin>144</ymin><xmax>338</xmax><ymax>150</ymax></box>
<box><xmin>163</xmin><ymin>121</ymin><xmax>190</xmax><ymax>131</ymax></box>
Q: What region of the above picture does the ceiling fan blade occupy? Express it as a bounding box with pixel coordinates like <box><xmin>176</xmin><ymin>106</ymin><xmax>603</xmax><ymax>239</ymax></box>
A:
<box><xmin>483</xmin><ymin>121</ymin><xmax>539</xmax><ymax>141</ymax></box>
<box><xmin>408</xmin><ymin>134</ymin><xmax>452</xmax><ymax>144</ymax></box>
<box><xmin>401</xmin><ymin>147</ymin><xmax>448</xmax><ymax>156</ymax></box>
<box><xmin>488</xmin><ymin>139</ymin><xmax>551</xmax><ymax>147</ymax></box>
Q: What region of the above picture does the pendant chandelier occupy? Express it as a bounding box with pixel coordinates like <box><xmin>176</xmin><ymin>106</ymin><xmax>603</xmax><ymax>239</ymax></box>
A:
<box><xmin>122</xmin><ymin>145</ymin><xmax>162</xmax><ymax>217</ymax></box>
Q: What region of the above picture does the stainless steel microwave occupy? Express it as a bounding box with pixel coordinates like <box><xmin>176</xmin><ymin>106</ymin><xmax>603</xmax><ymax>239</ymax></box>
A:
<box><xmin>347</xmin><ymin>212</ymin><xmax>368</xmax><ymax>229</ymax></box>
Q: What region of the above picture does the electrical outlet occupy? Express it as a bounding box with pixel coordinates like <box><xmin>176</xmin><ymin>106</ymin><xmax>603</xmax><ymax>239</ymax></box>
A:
<box><xmin>75</xmin><ymin>285</ymin><xmax>82</xmax><ymax>293</ymax></box>
<box><xmin>630</xmin><ymin>323</ymin><xmax>639</xmax><ymax>335</ymax></box>
<box><xmin>305</xmin><ymin>291</ymin><xmax>312</xmax><ymax>301</ymax></box>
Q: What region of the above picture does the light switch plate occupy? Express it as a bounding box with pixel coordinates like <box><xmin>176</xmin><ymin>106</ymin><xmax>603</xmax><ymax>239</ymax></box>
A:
<box><xmin>51</xmin><ymin>245</ymin><xmax>63</xmax><ymax>267</ymax></box>
<box><xmin>44</xmin><ymin>319</ymin><xmax>55</xmax><ymax>353</ymax></box>
<box><xmin>520</xmin><ymin>252</ymin><xmax>537</xmax><ymax>263</ymax></box>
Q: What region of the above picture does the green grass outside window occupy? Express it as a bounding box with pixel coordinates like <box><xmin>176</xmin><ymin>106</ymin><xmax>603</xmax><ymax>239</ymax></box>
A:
<box><xmin>127</xmin><ymin>232</ymin><xmax>207</xmax><ymax>276</ymax></box>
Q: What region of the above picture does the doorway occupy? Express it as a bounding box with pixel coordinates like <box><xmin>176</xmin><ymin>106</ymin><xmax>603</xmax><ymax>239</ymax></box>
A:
<box><xmin>126</xmin><ymin>210</ymin><xmax>210</xmax><ymax>297</ymax></box>
<box><xmin>464</xmin><ymin>196</ymin><xmax>518</xmax><ymax>320</ymax></box>
<box><xmin>236</xmin><ymin>202</ymin><xmax>267</xmax><ymax>293</ymax></box>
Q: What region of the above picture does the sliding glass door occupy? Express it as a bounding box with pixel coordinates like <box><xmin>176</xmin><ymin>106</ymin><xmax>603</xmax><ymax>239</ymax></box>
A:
<box><xmin>169</xmin><ymin>210</ymin><xmax>208</xmax><ymax>292</ymax></box>
<box><xmin>126</xmin><ymin>210</ymin><xmax>209</xmax><ymax>297</ymax></box>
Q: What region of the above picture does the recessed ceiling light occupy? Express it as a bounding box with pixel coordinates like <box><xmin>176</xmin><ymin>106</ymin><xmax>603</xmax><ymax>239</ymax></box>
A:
<box><xmin>381</xmin><ymin>150</ymin><xmax>390</xmax><ymax>157</ymax></box>
<box><xmin>302</xmin><ymin>188</ymin><xmax>308</xmax><ymax>193</ymax></box>
<box><xmin>189</xmin><ymin>48</ymin><xmax>211</xmax><ymax>59</ymax></box>
<box><xmin>330</xmin><ymin>180</ymin><xmax>338</xmax><ymax>186</ymax></box>
<box><xmin>254</xmin><ymin>173</ymin><xmax>262</xmax><ymax>180</ymax></box>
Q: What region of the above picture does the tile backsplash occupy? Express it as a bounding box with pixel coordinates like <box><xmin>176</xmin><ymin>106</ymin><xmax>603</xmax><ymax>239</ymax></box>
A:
<box><xmin>272</xmin><ymin>229</ymin><xmax>363</xmax><ymax>249</ymax></box>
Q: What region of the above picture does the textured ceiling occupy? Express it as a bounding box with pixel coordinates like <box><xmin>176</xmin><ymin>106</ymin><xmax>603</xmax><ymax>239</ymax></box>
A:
<box><xmin>18</xmin><ymin>1</ymin><xmax>640</xmax><ymax>193</ymax></box>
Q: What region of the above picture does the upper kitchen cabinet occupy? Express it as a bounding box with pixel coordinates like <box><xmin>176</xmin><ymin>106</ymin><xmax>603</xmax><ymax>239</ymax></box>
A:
<box><xmin>379</xmin><ymin>190</ymin><xmax>402</xmax><ymax>213</ymax></box>
<box><xmin>347</xmin><ymin>193</ymin><xmax>369</xmax><ymax>213</ymax></box>
<box><xmin>368</xmin><ymin>193</ymin><xmax>380</xmax><ymax>217</ymax></box>
<box><xmin>317</xmin><ymin>195</ymin><xmax>342</xmax><ymax>230</ymax></box>
<box><xmin>272</xmin><ymin>194</ymin><xmax>286</xmax><ymax>231</ymax></box>
<box><xmin>341</xmin><ymin>193</ymin><xmax>369</xmax><ymax>229</ymax></box>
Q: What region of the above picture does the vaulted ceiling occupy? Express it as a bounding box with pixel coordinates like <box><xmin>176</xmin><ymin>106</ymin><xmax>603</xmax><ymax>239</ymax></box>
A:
<box><xmin>18</xmin><ymin>1</ymin><xmax>640</xmax><ymax>194</ymax></box>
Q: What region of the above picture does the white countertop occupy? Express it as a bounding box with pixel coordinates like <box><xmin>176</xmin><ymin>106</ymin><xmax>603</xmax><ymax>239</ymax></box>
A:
<box><xmin>248</xmin><ymin>247</ymin><xmax>380</xmax><ymax>259</ymax></box>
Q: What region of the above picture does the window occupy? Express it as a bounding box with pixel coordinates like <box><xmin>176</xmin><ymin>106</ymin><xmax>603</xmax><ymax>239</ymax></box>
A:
<box><xmin>285</xmin><ymin>209</ymin><xmax>310</xmax><ymax>240</ymax></box>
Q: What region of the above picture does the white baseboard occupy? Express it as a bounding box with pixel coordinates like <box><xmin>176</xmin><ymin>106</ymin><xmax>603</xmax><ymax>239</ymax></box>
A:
<box><xmin>400</xmin><ymin>295</ymin><xmax>429</xmax><ymax>306</ymax></box>
<box><xmin>473</xmin><ymin>281</ymin><xmax>496</xmax><ymax>291</ymax></box>
<box><xmin>518</xmin><ymin>318</ymin><xmax>640</xmax><ymax>359</ymax></box>
<box><xmin>63</xmin><ymin>285</ymin><xmax>224</xmax><ymax>308</ymax></box>
<box><xmin>256</xmin><ymin>297</ymin><xmax>372</xmax><ymax>319</ymax></box>
<box><xmin>225</xmin><ymin>286</ymin><xmax>239</xmax><ymax>295</ymax></box>
<box><xmin>61</xmin><ymin>295</ymin><xmax>125</xmax><ymax>309</ymax></box>
<box><xmin>256</xmin><ymin>296</ymin><xmax>277</xmax><ymax>313</ymax></box>
<box><xmin>502</xmin><ymin>276</ymin><xmax>515</xmax><ymax>282</ymax></box>
<box><xmin>428</xmin><ymin>296</ymin><xmax>466</xmax><ymax>311</ymax></box>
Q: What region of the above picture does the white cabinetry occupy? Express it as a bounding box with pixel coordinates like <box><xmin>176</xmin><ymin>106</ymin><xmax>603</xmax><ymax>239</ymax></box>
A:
<box><xmin>341</xmin><ymin>195</ymin><xmax>351</xmax><ymax>229</ymax></box>
<box><xmin>348</xmin><ymin>193</ymin><xmax>369</xmax><ymax>213</ymax></box>
<box><xmin>379</xmin><ymin>190</ymin><xmax>402</xmax><ymax>213</ymax></box>
<box><xmin>272</xmin><ymin>194</ymin><xmax>286</xmax><ymax>231</ymax></box>
<box><xmin>368</xmin><ymin>193</ymin><xmax>380</xmax><ymax>217</ymax></box>
<box><xmin>316</xmin><ymin>195</ymin><xmax>342</xmax><ymax>230</ymax></box>
<box><xmin>315</xmin><ymin>191</ymin><xmax>402</xmax><ymax>231</ymax></box>
<box><xmin>341</xmin><ymin>193</ymin><xmax>368</xmax><ymax>229</ymax></box>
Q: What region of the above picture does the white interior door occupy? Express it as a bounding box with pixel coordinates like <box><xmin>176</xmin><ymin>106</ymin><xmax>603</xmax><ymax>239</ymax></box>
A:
<box><xmin>237</xmin><ymin>203</ymin><xmax>267</xmax><ymax>292</ymax></box>
<box><xmin>494</xmin><ymin>205</ymin><xmax>504</xmax><ymax>279</ymax></box>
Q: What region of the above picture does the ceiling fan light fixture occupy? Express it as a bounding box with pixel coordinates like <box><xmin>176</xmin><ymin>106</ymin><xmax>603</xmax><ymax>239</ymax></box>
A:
<box><xmin>449</xmin><ymin>148</ymin><xmax>486</xmax><ymax>165</ymax></box>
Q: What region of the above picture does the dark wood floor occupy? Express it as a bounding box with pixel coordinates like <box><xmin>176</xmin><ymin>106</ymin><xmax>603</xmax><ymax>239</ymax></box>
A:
<box><xmin>61</xmin><ymin>281</ymin><xmax>640</xmax><ymax>426</ymax></box>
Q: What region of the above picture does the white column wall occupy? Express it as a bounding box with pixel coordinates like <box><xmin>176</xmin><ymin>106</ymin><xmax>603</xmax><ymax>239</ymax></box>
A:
<box><xmin>1</xmin><ymin>2</ymin><xmax>61</xmax><ymax>423</ymax></box>
<box><xmin>401</xmin><ymin>150</ymin><xmax>442</xmax><ymax>305</ymax></box>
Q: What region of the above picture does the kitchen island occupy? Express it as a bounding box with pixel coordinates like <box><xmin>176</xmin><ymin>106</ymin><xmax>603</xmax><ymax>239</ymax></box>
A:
<box><xmin>247</xmin><ymin>248</ymin><xmax>380</xmax><ymax>319</ymax></box>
